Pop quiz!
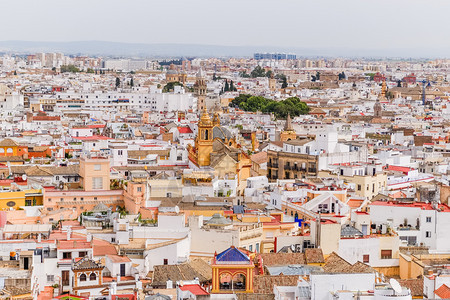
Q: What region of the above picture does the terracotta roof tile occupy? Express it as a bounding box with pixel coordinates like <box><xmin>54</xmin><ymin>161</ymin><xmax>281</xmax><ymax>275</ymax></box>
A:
<box><xmin>253</xmin><ymin>275</ymin><xmax>298</xmax><ymax>294</ymax></box>
<box><xmin>258</xmin><ymin>253</ymin><xmax>306</xmax><ymax>267</ymax></box>
<box><xmin>435</xmin><ymin>284</ymin><xmax>450</xmax><ymax>299</ymax></box>
<box><xmin>323</xmin><ymin>252</ymin><xmax>374</xmax><ymax>274</ymax></box>
<box><xmin>305</xmin><ymin>248</ymin><xmax>324</xmax><ymax>264</ymax></box>
<box><xmin>398</xmin><ymin>278</ymin><xmax>423</xmax><ymax>297</ymax></box>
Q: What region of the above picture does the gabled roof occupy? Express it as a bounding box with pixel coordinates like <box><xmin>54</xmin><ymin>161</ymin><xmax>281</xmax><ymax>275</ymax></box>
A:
<box><xmin>92</xmin><ymin>202</ymin><xmax>109</xmax><ymax>212</ymax></box>
<box><xmin>322</xmin><ymin>252</ymin><xmax>374</xmax><ymax>274</ymax></box>
<box><xmin>250</xmin><ymin>151</ymin><xmax>267</xmax><ymax>165</ymax></box>
<box><xmin>258</xmin><ymin>253</ymin><xmax>306</xmax><ymax>266</ymax></box>
<box><xmin>151</xmin><ymin>259</ymin><xmax>212</xmax><ymax>287</ymax></box>
<box><xmin>0</xmin><ymin>138</ymin><xmax>19</xmax><ymax>147</ymax></box>
<box><xmin>305</xmin><ymin>248</ymin><xmax>324</xmax><ymax>264</ymax></box>
<box><xmin>25</xmin><ymin>166</ymin><xmax>54</xmax><ymax>176</ymax></box>
<box><xmin>399</xmin><ymin>279</ymin><xmax>423</xmax><ymax>297</ymax></box>
<box><xmin>216</xmin><ymin>246</ymin><xmax>250</xmax><ymax>263</ymax></box>
<box><xmin>435</xmin><ymin>284</ymin><xmax>450</xmax><ymax>299</ymax></box>
<box><xmin>106</xmin><ymin>254</ymin><xmax>131</xmax><ymax>263</ymax></box>
<box><xmin>178</xmin><ymin>126</ymin><xmax>193</xmax><ymax>134</ymax></box>
<box><xmin>341</xmin><ymin>224</ymin><xmax>363</xmax><ymax>238</ymax></box>
<box><xmin>72</xmin><ymin>256</ymin><xmax>104</xmax><ymax>271</ymax></box>
<box><xmin>253</xmin><ymin>275</ymin><xmax>299</xmax><ymax>294</ymax></box>
<box><xmin>178</xmin><ymin>284</ymin><xmax>209</xmax><ymax>296</ymax></box>
<box><xmin>206</xmin><ymin>213</ymin><xmax>232</xmax><ymax>226</ymax></box>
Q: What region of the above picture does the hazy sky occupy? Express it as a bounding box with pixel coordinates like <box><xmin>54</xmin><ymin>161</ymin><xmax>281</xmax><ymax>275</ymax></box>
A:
<box><xmin>1</xmin><ymin>0</ymin><xmax>449</xmax><ymax>50</ymax></box>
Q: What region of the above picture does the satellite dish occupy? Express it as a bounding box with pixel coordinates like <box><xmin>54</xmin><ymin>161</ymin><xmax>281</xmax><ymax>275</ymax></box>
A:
<box><xmin>390</xmin><ymin>278</ymin><xmax>402</xmax><ymax>294</ymax></box>
<box><xmin>22</xmin><ymin>174</ymin><xmax>27</xmax><ymax>181</ymax></box>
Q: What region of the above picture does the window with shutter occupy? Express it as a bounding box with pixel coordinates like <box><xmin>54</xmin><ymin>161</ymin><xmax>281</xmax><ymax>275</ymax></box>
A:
<box><xmin>381</xmin><ymin>250</ymin><xmax>392</xmax><ymax>259</ymax></box>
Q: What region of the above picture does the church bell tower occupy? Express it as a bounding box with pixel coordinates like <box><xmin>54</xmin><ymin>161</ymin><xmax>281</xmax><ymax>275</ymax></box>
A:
<box><xmin>197</xmin><ymin>107</ymin><xmax>214</xmax><ymax>166</ymax></box>
<box><xmin>194</xmin><ymin>69</ymin><xmax>207</xmax><ymax>112</ymax></box>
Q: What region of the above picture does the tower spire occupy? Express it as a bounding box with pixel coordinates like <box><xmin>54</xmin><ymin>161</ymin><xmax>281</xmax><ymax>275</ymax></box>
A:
<box><xmin>284</xmin><ymin>113</ymin><xmax>293</xmax><ymax>132</ymax></box>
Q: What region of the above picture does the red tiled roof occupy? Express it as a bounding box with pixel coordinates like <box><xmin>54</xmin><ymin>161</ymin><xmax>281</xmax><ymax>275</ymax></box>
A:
<box><xmin>370</xmin><ymin>200</ymin><xmax>450</xmax><ymax>212</ymax></box>
<box><xmin>178</xmin><ymin>126</ymin><xmax>193</xmax><ymax>134</ymax></box>
<box><xmin>107</xmin><ymin>254</ymin><xmax>131</xmax><ymax>263</ymax></box>
<box><xmin>33</xmin><ymin>116</ymin><xmax>61</xmax><ymax>121</ymax></box>
<box><xmin>179</xmin><ymin>284</ymin><xmax>209</xmax><ymax>296</ymax></box>
<box><xmin>58</xmin><ymin>240</ymin><xmax>92</xmax><ymax>250</ymax></box>
<box><xmin>72</xmin><ymin>135</ymin><xmax>112</xmax><ymax>141</ymax></box>
<box><xmin>103</xmin><ymin>276</ymin><xmax>135</xmax><ymax>282</ymax></box>
<box><xmin>93</xmin><ymin>239</ymin><xmax>118</xmax><ymax>256</ymax></box>
<box><xmin>435</xmin><ymin>284</ymin><xmax>450</xmax><ymax>299</ymax></box>
<box><xmin>385</xmin><ymin>165</ymin><xmax>413</xmax><ymax>174</ymax></box>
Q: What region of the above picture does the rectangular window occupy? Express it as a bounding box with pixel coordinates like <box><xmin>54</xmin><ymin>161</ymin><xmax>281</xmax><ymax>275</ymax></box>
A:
<box><xmin>137</xmin><ymin>187</ymin><xmax>142</xmax><ymax>192</ymax></box>
<box><xmin>363</xmin><ymin>255</ymin><xmax>369</xmax><ymax>263</ymax></box>
<box><xmin>63</xmin><ymin>252</ymin><xmax>72</xmax><ymax>259</ymax></box>
<box><xmin>92</xmin><ymin>177</ymin><xmax>103</xmax><ymax>189</ymax></box>
<box><xmin>426</xmin><ymin>231</ymin><xmax>431</xmax><ymax>238</ymax></box>
<box><xmin>94</xmin><ymin>164</ymin><xmax>101</xmax><ymax>171</ymax></box>
<box><xmin>118</xmin><ymin>150</ymin><xmax>123</xmax><ymax>156</ymax></box>
<box><xmin>357</xmin><ymin>185</ymin><xmax>361</xmax><ymax>191</ymax></box>
<box><xmin>426</xmin><ymin>217</ymin><xmax>431</xmax><ymax>223</ymax></box>
<box><xmin>381</xmin><ymin>250</ymin><xmax>392</xmax><ymax>259</ymax></box>
<box><xmin>25</xmin><ymin>200</ymin><xmax>32</xmax><ymax>206</ymax></box>
<box><xmin>249</xmin><ymin>245</ymin><xmax>253</xmax><ymax>252</ymax></box>
<box><xmin>163</xmin><ymin>259</ymin><xmax>168</xmax><ymax>265</ymax></box>
<box><xmin>47</xmin><ymin>275</ymin><xmax>54</xmax><ymax>282</ymax></box>
<box><xmin>79</xmin><ymin>251</ymin><xmax>87</xmax><ymax>257</ymax></box>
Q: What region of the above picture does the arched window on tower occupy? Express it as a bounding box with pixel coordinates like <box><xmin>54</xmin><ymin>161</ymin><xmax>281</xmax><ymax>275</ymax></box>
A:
<box><xmin>90</xmin><ymin>273</ymin><xmax>96</xmax><ymax>281</ymax></box>
<box><xmin>205</xmin><ymin>129</ymin><xmax>209</xmax><ymax>140</ymax></box>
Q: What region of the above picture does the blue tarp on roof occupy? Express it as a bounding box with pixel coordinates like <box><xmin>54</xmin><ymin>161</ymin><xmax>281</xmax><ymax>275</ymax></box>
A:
<box><xmin>233</xmin><ymin>205</ymin><xmax>245</xmax><ymax>214</ymax></box>
<box><xmin>216</xmin><ymin>247</ymin><xmax>250</xmax><ymax>262</ymax></box>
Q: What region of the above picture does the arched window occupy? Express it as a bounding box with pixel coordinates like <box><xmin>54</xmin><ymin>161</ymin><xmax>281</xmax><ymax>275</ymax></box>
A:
<box><xmin>90</xmin><ymin>273</ymin><xmax>96</xmax><ymax>281</ymax></box>
<box><xmin>6</xmin><ymin>148</ymin><xmax>12</xmax><ymax>154</ymax></box>
<box><xmin>205</xmin><ymin>129</ymin><xmax>209</xmax><ymax>140</ymax></box>
<box><xmin>80</xmin><ymin>274</ymin><xmax>87</xmax><ymax>282</ymax></box>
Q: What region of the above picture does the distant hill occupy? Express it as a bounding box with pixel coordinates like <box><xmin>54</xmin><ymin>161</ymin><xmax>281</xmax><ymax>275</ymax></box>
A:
<box><xmin>0</xmin><ymin>40</ymin><xmax>443</xmax><ymax>59</ymax></box>
<box><xmin>0</xmin><ymin>40</ymin><xmax>297</xmax><ymax>58</ymax></box>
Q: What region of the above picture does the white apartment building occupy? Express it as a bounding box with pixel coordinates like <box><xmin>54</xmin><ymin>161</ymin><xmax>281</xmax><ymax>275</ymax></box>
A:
<box><xmin>369</xmin><ymin>200</ymin><xmax>450</xmax><ymax>252</ymax></box>
<box><xmin>42</xmin><ymin>86</ymin><xmax>196</xmax><ymax>113</ymax></box>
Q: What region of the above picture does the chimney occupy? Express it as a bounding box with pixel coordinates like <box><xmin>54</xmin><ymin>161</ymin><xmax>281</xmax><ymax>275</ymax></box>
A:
<box><xmin>135</xmin><ymin>278</ymin><xmax>142</xmax><ymax>290</ymax></box>
<box><xmin>37</xmin><ymin>233</ymin><xmax>42</xmax><ymax>243</ymax></box>
<box><xmin>66</xmin><ymin>226</ymin><xmax>72</xmax><ymax>240</ymax></box>
<box><xmin>86</xmin><ymin>233</ymin><xmax>92</xmax><ymax>242</ymax></box>
<box><xmin>166</xmin><ymin>279</ymin><xmax>173</xmax><ymax>289</ymax></box>
<box><xmin>110</xmin><ymin>280</ymin><xmax>117</xmax><ymax>296</ymax></box>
